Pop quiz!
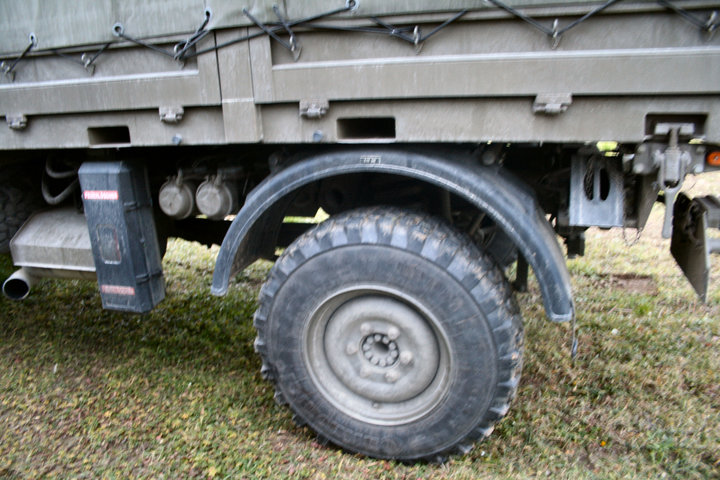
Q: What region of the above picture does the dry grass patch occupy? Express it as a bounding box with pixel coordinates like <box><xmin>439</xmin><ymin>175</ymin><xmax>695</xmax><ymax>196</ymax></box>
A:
<box><xmin>1</xmin><ymin>173</ymin><xmax>718</xmax><ymax>478</ymax></box>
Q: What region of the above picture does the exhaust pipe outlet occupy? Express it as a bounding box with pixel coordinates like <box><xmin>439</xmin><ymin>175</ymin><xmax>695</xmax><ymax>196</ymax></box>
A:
<box><xmin>3</xmin><ymin>268</ymin><xmax>37</xmax><ymax>300</ymax></box>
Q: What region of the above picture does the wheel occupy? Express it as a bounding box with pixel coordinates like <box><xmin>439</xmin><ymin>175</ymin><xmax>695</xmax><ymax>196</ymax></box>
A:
<box><xmin>0</xmin><ymin>164</ymin><xmax>43</xmax><ymax>254</ymax></box>
<box><xmin>253</xmin><ymin>207</ymin><xmax>524</xmax><ymax>461</ymax></box>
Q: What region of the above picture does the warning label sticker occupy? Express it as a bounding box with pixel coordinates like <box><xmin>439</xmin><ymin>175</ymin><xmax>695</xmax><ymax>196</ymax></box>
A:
<box><xmin>100</xmin><ymin>285</ymin><xmax>136</xmax><ymax>296</ymax></box>
<box><xmin>83</xmin><ymin>190</ymin><xmax>119</xmax><ymax>201</ymax></box>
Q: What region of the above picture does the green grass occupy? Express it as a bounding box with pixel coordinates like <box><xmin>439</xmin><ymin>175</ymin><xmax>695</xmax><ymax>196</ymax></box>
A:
<box><xmin>1</xmin><ymin>177</ymin><xmax>718</xmax><ymax>479</ymax></box>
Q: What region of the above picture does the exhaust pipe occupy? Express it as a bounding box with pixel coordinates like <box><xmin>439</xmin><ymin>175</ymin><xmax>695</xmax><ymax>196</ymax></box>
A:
<box><xmin>3</xmin><ymin>208</ymin><xmax>97</xmax><ymax>301</ymax></box>
<box><xmin>3</xmin><ymin>268</ymin><xmax>37</xmax><ymax>300</ymax></box>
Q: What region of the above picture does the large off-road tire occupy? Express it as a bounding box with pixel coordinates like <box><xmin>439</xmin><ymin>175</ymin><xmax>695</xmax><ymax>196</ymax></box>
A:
<box><xmin>254</xmin><ymin>207</ymin><xmax>523</xmax><ymax>461</ymax></box>
<box><xmin>0</xmin><ymin>165</ymin><xmax>43</xmax><ymax>254</ymax></box>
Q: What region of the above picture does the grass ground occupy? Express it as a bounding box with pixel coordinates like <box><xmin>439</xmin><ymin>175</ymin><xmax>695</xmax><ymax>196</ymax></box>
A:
<box><xmin>1</xmin><ymin>174</ymin><xmax>718</xmax><ymax>479</ymax></box>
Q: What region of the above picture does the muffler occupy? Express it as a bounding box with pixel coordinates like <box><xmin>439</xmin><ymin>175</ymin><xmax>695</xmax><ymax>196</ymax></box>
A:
<box><xmin>3</xmin><ymin>207</ymin><xmax>96</xmax><ymax>300</ymax></box>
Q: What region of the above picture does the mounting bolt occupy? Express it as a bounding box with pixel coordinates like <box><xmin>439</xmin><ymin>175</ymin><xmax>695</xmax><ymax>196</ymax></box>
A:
<box><xmin>359</xmin><ymin>366</ymin><xmax>372</xmax><ymax>378</ymax></box>
<box><xmin>384</xmin><ymin>370</ymin><xmax>401</xmax><ymax>383</ymax></box>
<box><xmin>346</xmin><ymin>342</ymin><xmax>358</xmax><ymax>355</ymax></box>
<box><xmin>360</xmin><ymin>323</ymin><xmax>372</xmax><ymax>335</ymax></box>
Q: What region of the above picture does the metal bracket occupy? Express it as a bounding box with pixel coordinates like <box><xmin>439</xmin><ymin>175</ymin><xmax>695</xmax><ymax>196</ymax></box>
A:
<box><xmin>569</xmin><ymin>154</ymin><xmax>624</xmax><ymax>228</ymax></box>
<box><xmin>1</xmin><ymin>33</ymin><xmax>37</xmax><ymax>82</ymax></box>
<box><xmin>299</xmin><ymin>99</ymin><xmax>329</xmax><ymax>119</ymax></box>
<box><xmin>51</xmin><ymin>42</ymin><xmax>111</xmax><ymax>76</ymax></box>
<box><xmin>533</xmin><ymin>93</ymin><xmax>572</xmax><ymax>115</ymax></box>
<box><xmin>6</xmin><ymin>114</ymin><xmax>28</xmax><ymax>131</ymax></box>
<box><xmin>272</xmin><ymin>5</ymin><xmax>302</xmax><ymax>61</ymax></box>
<box><xmin>113</xmin><ymin>23</ymin><xmax>185</xmax><ymax>67</ymax></box>
<box><xmin>657</xmin><ymin>0</ymin><xmax>719</xmax><ymax>38</ymax></box>
<box><xmin>244</xmin><ymin>6</ymin><xmax>302</xmax><ymax>61</ymax></box>
<box><xmin>174</xmin><ymin>8</ymin><xmax>213</xmax><ymax>61</ymax></box>
<box><xmin>368</xmin><ymin>10</ymin><xmax>468</xmax><ymax>53</ymax></box>
<box><xmin>654</xmin><ymin>123</ymin><xmax>694</xmax><ymax>187</ymax></box>
<box><xmin>159</xmin><ymin>106</ymin><xmax>185</xmax><ymax>124</ymax></box>
<box><xmin>485</xmin><ymin>0</ymin><xmax>620</xmax><ymax>48</ymax></box>
<box><xmin>649</xmin><ymin>123</ymin><xmax>695</xmax><ymax>237</ymax></box>
<box><xmin>81</xmin><ymin>43</ymin><xmax>111</xmax><ymax>75</ymax></box>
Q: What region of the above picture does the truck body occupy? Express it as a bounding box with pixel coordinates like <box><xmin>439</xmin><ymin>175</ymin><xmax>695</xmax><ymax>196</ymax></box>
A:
<box><xmin>1</xmin><ymin>0</ymin><xmax>718</xmax><ymax>461</ymax></box>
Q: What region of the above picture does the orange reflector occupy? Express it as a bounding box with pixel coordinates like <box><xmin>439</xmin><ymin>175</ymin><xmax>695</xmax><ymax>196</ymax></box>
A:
<box><xmin>709</xmin><ymin>151</ymin><xmax>720</xmax><ymax>167</ymax></box>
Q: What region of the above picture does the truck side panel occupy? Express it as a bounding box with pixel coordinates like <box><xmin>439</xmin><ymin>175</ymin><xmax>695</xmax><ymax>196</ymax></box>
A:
<box><xmin>2</xmin><ymin>2</ymin><xmax>719</xmax><ymax>149</ymax></box>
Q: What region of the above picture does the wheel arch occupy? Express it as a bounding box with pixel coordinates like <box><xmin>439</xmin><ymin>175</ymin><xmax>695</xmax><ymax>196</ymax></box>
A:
<box><xmin>211</xmin><ymin>148</ymin><xmax>574</xmax><ymax>322</ymax></box>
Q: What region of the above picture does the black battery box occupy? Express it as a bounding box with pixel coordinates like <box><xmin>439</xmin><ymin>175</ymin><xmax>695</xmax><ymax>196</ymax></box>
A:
<box><xmin>78</xmin><ymin>161</ymin><xmax>165</xmax><ymax>313</ymax></box>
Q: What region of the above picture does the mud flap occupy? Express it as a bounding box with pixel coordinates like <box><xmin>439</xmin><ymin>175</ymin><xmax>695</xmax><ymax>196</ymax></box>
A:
<box><xmin>670</xmin><ymin>193</ymin><xmax>720</xmax><ymax>302</ymax></box>
<box><xmin>78</xmin><ymin>161</ymin><xmax>165</xmax><ymax>313</ymax></box>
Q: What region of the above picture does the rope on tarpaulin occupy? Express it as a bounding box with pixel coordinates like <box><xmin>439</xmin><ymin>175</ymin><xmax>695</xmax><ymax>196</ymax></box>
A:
<box><xmin>1</xmin><ymin>0</ymin><xmax>717</xmax><ymax>80</ymax></box>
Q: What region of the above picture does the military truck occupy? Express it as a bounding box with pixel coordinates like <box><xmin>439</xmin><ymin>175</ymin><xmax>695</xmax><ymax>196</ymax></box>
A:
<box><xmin>1</xmin><ymin>0</ymin><xmax>719</xmax><ymax>461</ymax></box>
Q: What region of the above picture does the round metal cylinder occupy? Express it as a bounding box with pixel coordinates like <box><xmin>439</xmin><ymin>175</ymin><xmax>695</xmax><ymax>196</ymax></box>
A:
<box><xmin>158</xmin><ymin>178</ymin><xmax>196</xmax><ymax>219</ymax></box>
<box><xmin>2</xmin><ymin>268</ymin><xmax>36</xmax><ymax>300</ymax></box>
<box><xmin>195</xmin><ymin>178</ymin><xmax>237</xmax><ymax>220</ymax></box>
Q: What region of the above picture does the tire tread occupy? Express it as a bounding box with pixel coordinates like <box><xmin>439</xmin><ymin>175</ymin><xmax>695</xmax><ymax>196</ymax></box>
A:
<box><xmin>253</xmin><ymin>207</ymin><xmax>524</xmax><ymax>461</ymax></box>
<box><xmin>0</xmin><ymin>165</ymin><xmax>43</xmax><ymax>254</ymax></box>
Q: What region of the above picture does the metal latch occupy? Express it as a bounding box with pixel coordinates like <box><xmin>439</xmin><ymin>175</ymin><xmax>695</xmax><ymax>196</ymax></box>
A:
<box><xmin>654</xmin><ymin>123</ymin><xmax>694</xmax><ymax>186</ymax></box>
<box><xmin>1</xmin><ymin>33</ymin><xmax>37</xmax><ymax>82</ymax></box>
<box><xmin>533</xmin><ymin>93</ymin><xmax>572</xmax><ymax>115</ymax></box>
<box><xmin>299</xmin><ymin>99</ymin><xmax>329</xmax><ymax>119</ymax></box>
<box><xmin>159</xmin><ymin>106</ymin><xmax>184</xmax><ymax>124</ymax></box>
<box><xmin>651</xmin><ymin>123</ymin><xmax>696</xmax><ymax>238</ymax></box>
<box><xmin>6</xmin><ymin>114</ymin><xmax>28</xmax><ymax>130</ymax></box>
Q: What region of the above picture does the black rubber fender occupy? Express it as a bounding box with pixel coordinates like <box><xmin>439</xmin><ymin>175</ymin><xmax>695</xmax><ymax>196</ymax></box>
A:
<box><xmin>212</xmin><ymin>148</ymin><xmax>574</xmax><ymax>322</ymax></box>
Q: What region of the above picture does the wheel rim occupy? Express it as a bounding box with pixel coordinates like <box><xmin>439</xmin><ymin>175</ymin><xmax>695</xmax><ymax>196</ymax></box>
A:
<box><xmin>304</xmin><ymin>285</ymin><xmax>452</xmax><ymax>426</ymax></box>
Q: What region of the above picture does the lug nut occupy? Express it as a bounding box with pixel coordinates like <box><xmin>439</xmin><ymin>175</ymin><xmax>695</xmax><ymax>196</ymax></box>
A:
<box><xmin>385</xmin><ymin>370</ymin><xmax>401</xmax><ymax>383</ymax></box>
<box><xmin>346</xmin><ymin>343</ymin><xmax>358</xmax><ymax>355</ymax></box>
<box><xmin>399</xmin><ymin>351</ymin><xmax>414</xmax><ymax>366</ymax></box>
<box><xmin>387</xmin><ymin>326</ymin><xmax>400</xmax><ymax>340</ymax></box>
<box><xmin>360</xmin><ymin>323</ymin><xmax>372</xmax><ymax>335</ymax></box>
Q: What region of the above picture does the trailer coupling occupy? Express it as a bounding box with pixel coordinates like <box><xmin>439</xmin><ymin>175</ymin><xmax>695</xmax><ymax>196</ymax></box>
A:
<box><xmin>671</xmin><ymin>194</ymin><xmax>720</xmax><ymax>302</ymax></box>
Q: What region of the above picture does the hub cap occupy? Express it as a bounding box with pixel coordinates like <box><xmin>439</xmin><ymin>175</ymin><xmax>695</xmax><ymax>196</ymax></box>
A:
<box><xmin>304</xmin><ymin>287</ymin><xmax>452</xmax><ymax>425</ymax></box>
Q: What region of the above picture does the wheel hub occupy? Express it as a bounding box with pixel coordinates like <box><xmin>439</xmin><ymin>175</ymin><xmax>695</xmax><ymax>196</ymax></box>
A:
<box><xmin>360</xmin><ymin>333</ymin><xmax>399</xmax><ymax>367</ymax></box>
<box><xmin>304</xmin><ymin>287</ymin><xmax>451</xmax><ymax>425</ymax></box>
